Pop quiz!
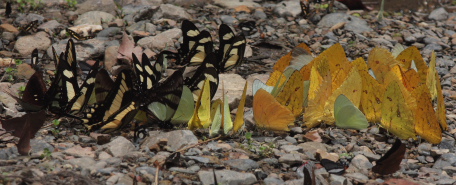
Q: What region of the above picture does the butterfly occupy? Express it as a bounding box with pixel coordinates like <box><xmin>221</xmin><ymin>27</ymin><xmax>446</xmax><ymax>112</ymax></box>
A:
<box><xmin>216</xmin><ymin>24</ymin><xmax>246</xmax><ymax>72</ymax></box>
<box><xmin>19</xmin><ymin>20</ymin><xmax>38</xmax><ymax>34</ymax></box>
<box><xmin>5</xmin><ymin>1</ymin><xmax>11</xmax><ymax>18</ymax></box>
<box><xmin>66</xmin><ymin>28</ymin><xmax>95</xmax><ymax>41</ymax></box>
<box><xmin>132</xmin><ymin>52</ymin><xmax>163</xmax><ymax>95</ymax></box>
<box><xmin>334</xmin><ymin>94</ymin><xmax>369</xmax><ymax>130</ymax></box>
<box><xmin>67</xmin><ymin>61</ymin><xmax>100</xmax><ymax>115</ymax></box>
<box><xmin>46</xmin><ymin>39</ymin><xmax>80</xmax><ymax>115</ymax></box>
<box><xmin>372</xmin><ymin>138</ymin><xmax>406</xmax><ymax>175</ymax></box>
<box><xmin>209</xmin><ymin>81</ymin><xmax>247</xmax><ymax>136</ymax></box>
<box><xmin>178</xmin><ymin>20</ymin><xmax>214</xmax><ymax>66</ymax></box>
<box><xmin>253</xmin><ymin>88</ymin><xmax>295</xmax><ymax>131</ymax></box>
<box><xmin>82</xmin><ymin>70</ymin><xmax>138</xmax><ymax>132</ymax></box>
<box><xmin>169</xmin><ymin>85</ymin><xmax>195</xmax><ymax>125</ymax></box>
<box><xmin>6</xmin><ymin>49</ymin><xmax>47</xmax><ymax>112</ymax></box>
<box><xmin>184</xmin><ymin>52</ymin><xmax>219</xmax><ymax>101</ymax></box>
<box><xmin>140</xmin><ymin>70</ymin><xmax>184</xmax><ymax>129</ymax></box>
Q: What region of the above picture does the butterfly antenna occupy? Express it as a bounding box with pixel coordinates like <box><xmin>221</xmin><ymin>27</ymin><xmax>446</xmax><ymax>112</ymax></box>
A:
<box><xmin>443</xmin><ymin>131</ymin><xmax>456</xmax><ymax>140</ymax></box>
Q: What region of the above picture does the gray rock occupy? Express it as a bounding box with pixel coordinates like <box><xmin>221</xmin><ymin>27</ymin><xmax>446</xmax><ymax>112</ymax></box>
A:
<box><xmin>0</xmin><ymin>147</ymin><xmax>19</xmax><ymax>160</ymax></box>
<box><xmin>264</xmin><ymin>177</ymin><xmax>285</xmax><ymax>185</ymax></box>
<box><xmin>280</xmin><ymin>145</ymin><xmax>302</xmax><ymax>153</ymax></box>
<box><xmin>185</xmin><ymin>156</ymin><xmax>210</xmax><ymax>164</ymax></box>
<box><xmin>223</xmin><ymin>159</ymin><xmax>259</xmax><ymax>171</ymax></box>
<box><xmin>141</xmin><ymin>130</ymin><xmax>197</xmax><ymax>151</ymax></box>
<box><xmin>298</xmin><ymin>142</ymin><xmax>327</xmax><ymax>158</ymax></box>
<box><xmin>433</xmin><ymin>153</ymin><xmax>456</xmax><ymax>169</ymax></box>
<box><xmin>417</xmin><ymin>143</ymin><xmax>432</xmax><ymax>155</ymax></box>
<box><xmin>428</xmin><ymin>7</ymin><xmax>448</xmax><ymax>21</ymax></box>
<box><xmin>253</xmin><ymin>9</ymin><xmax>267</xmax><ymax>19</ymax></box>
<box><xmin>47</xmin><ymin>38</ymin><xmax>107</xmax><ymax>63</ymax></box>
<box><xmin>104</xmin><ymin>157</ymin><xmax>122</xmax><ymax>166</ymax></box>
<box><xmin>261</xmin><ymin>158</ymin><xmax>279</xmax><ymax>165</ymax></box>
<box><xmin>105</xmin><ymin>136</ymin><xmax>136</xmax><ymax>157</ymax></box>
<box><xmin>14</xmin><ymin>32</ymin><xmax>51</xmax><ymax>56</ymax></box>
<box><xmin>330</xmin><ymin>174</ymin><xmax>348</xmax><ymax>184</ymax></box>
<box><xmin>136</xmin><ymin>166</ymin><xmax>161</xmax><ymax>175</ymax></box>
<box><xmin>169</xmin><ymin>167</ymin><xmax>197</xmax><ymax>174</ymax></box>
<box><xmin>220</xmin><ymin>15</ymin><xmax>239</xmax><ymax>25</ymax></box>
<box><xmin>76</xmin><ymin>0</ymin><xmax>118</xmax><ymax>15</ymax></box>
<box><xmin>126</xmin><ymin>21</ymin><xmax>157</xmax><ymax>34</ymax></box>
<box><xmin>424</xmin><ymin>37</ymin><xmax>440</xmax><ymax>44</ymax></box>
<box><xmin>97</xmin><ymin>167</ymin><xmax>117</xmax><ymax>175</ymax></box>
<box><xmin>439</xmin><ymin>139</ymin><xmax>455</xmax><ymax>152</ymax></box>
<box><xmin>348</xmin><ymin>155</ymin><xmax>373</xmax><ymax>175</ymax></box>
<box><xmin>285</xmin><ymin>136</ymin><xmax>298</xmax><ymax>144</ymax></box>
<box><xmin>213</xmin><ymin>0</ymin><xmax>260</xmax><ymax>9</ymax></box>
<box><xmin>156</xmin><ymin>4</ymin><xmax>192</xmax><ymax>20</ymax></box>
<box><xmin>318</xmin><ymin>13</ymin><xmax>373</xmax><ymax>33</ymax></box>
<box><xmin>213</xmin><ymin>74</ymin><xmax>246</xmax><ymax>107</ymax></box>
<box><xmin>132</xmin><ymin>6</ymin><xmax>159</xmax><ymax>22</ymax></box>
<box><xmin>442</xmin><ymin>166</ymin><xmax>456</xmax><ymax>176</ymax></box>
<box><xmin>30</xmin><ymin>139</ymin><xmax>54</xmax><ymax>155</ymax></box>
<box><xmin>67</xmin><ymin>157</ymin><xmax>96</xmax><ymax>170</ymax></box>
<box><xmin>435</xmin><ymin>178</ymin><xmax>456</xmax><ymax>185</ymax></box>
<box><xmin>74</xmin><ymin>11</ymin><xmax>115</xmax><ymax>25</ymax></box>
<box><xmin>198</xmin><ymin>170</ymin><xmax>257</xmax><ymax>185</ymax></box>
<box><xmin>37</xmin><ymin>20</ymin><xmax>64</xmax><ymax>33</ymax></box>
<box><xmin>97</xmin><ymin>27</ymin><xmax>122</xmax><ymax>38</ymax></box>
<box><xmin>137</xmin><ymin>28</ymin><xmax>181</xmax><ymax>50</ymax></box>
<box><xmin>274</xmin><ymin>0</ymin><xmax>301</xmax><ymax>18</ymax></box>
<box><xmin>279</xmin><ymin>153</ymin><xmax>309</xmax><ymax>165</ymax></box>
<box><xmin>423</xmin><ymin>43</ymin><xmax>443</xmax><ymax>52</ymax></box>
<box><xmin>344</xmin><ymin>172</ymin><xmax>368</xmax><ymax>182</ymax></box>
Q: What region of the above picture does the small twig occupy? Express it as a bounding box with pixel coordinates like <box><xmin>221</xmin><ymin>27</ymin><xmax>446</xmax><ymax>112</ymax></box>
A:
<box><xmin>176</xmin><ymin>135</ymin><xmax>223</xmax><ymax>153</ymax></box>
<box><xmin>154</xmin><ymin>167</ymin><xmax>159</xmax><ymax>185</ymax></box>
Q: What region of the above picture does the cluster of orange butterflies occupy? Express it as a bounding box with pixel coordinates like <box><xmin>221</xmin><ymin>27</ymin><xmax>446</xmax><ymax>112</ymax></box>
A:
<box><xmin>253</xmin><ymin>43</ymin><xmax>447</xmax><ymax>144</ymax></box>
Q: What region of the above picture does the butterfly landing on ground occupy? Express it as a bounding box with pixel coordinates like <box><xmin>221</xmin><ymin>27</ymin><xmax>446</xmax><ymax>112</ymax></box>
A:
<box><xmin>18</xmin><ymin>20</ymin><xmax>39</xmax><ymax>36</ymax></box>
<box><xmin>177</xmin><ymin>20</ymin><xmax>214</xmax><ymax>67</ymax></box>
<box><xmin>216</xmin><ymin>24</ymin><xmax>246</xmax><ymax>72</ymax></box>
<box><xmin>66</xmin><ymin>28</ymin><xmax>95</xmax><ymax>41</ymax></box>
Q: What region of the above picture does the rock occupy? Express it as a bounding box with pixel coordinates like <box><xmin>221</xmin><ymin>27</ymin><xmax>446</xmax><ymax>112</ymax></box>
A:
<box><xmin>213</xmin><ymin>74</ymin><xmax>247</xmax><ymax>107</ymax></box>
<box><xmin>198</xmin><ymin>170</ymin><xmax>257</xmax><ymax>185</ymax></box>
<box><xmin>279</xmin><ymin>153</ymin><xmax>309</xmax><ymax>165</ymax></box>
<box><xmin>0</xmin><ymin>24</ymin><xmax>19</xmax><ymax>33</ymax></box>
<box><xmin>280</xmin><ymin>145</ymin><xmax>302</xmax><ymax>153</ymax></box>
<box><xmin>428</xmin><ymin>7</ymin><xmax>448</xmax><ymax>21</ymax></box>
<box><xmin>14</xmin><ymin>32</ymin><xmax>51</xmax><ymax>56</ymax></box>
<box><xmin>30</xmin><ymin>139</ymin><xmax>54</xmax><ymax>155</ymax></box>
<box><xmin>433</xmin><ymin>153</ymin><xmax>456</xmax><ymax>169</ymax></box>
<box><xmin>223</xmin><ymin>159</ymin><xmax>259</xmax><ymax>171</ymax></box>
<box><xmin>298</xmin><ymin>142</ymin><xmax>328</xmax><ymax>158</ymax></box>
<box><xmin>67</xmin><ymin>157</ymin><xmax>96</xmax><ymax>170</ymax></box>
<box><xmin>38</xmin><ymin>20</ymin><xmax>64</xmax><ymax>33</ymax></box>
<box><xmin>141</xmin><ymin>130</ymin><xmax>198</xmax><ymax>151</ymax></box>
<box><xmin>264</xmin><ymin>177</ymin><xmax>284</xmax><ymax>185</ymax></box>
<box><xmin>347</xmin><ymin>155</ymin><xmax>373</xmax><ymax>175</ymax></box>
<box><xmin>156</xmin><ymin>4</ymin><xmax>192</xmax><ymax>20</ymax></box>
<box><xmin>253</xmin><ymin>9</ymin><xmax>267</xmax><ymax>19</ymax></box>
<box><xmin>185</xmin><ymin>156</ymin><xmax>211</xmax><ymax>164</ymax></box>
<box><xmin>74</xmin><ymin>11</ymin><xmax>115</xmax><ymax>25</ymax></box>
<box><xmin>213</xmin><ymin>0</ymin><xmax>260</xmax><ymax>9</ymax></box>
<box><xmin>47</xmin><ymin>38</ymin><xmax>107</xmax><ymax>62</ymax></box>
<box><xmin>344</xmin><ymin>172</ymin><xmax>368</xmax><ymax>182</ymax></box>
<box><xmin>76</xmin><ymin>0</ymin><xmax>118</xmax><ymax>15</ymax></box>
<box><xmin>126</xmin><ymin>20</ymin><xmax>157</xmax><ymax>34</ymax></box>
<box><xmin>274</xmin><ymin>0</ymin><xmax>301</xmax><ymax>18</ymax></box>
<box><xmin>105</xmin><ymin>136</ymin><xmax>136</xmax><ymax>157</ymax></box>
<box><xmin>64</xmin><ymin>145</ymin><xmax>95</xmax><ymax>158</ymax></box>
<box><xmin>137</xmin><ymin>28</ymin><xmax>181</xmax><ymax>50</ymax></box>
<box><xmin>220</xmin><ymin>15</ymin><xmax>239</xmax><ymax>25</ymax></box>
<box><xmin>318</xmin><ymin>13</ymin><xmax>373</xmax><ymax>33</ymax></box>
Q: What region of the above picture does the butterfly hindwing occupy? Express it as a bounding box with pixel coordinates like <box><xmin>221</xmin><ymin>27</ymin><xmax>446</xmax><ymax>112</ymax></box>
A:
<box><xmin>67</xmin><ymin>61</ymin><xmax>100</xmax><ymax>114</ymax></box>
<box><xmin>84</xmin><ymin>70</ymin><xmax>137</xmax><ymax>132</ymax></box>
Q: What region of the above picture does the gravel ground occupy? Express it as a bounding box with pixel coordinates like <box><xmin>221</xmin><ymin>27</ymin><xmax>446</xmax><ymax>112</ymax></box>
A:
<box><xmin>1</xmin><ymin>0</ymin><xmax>456</xmax><ymax>184</ymax></box>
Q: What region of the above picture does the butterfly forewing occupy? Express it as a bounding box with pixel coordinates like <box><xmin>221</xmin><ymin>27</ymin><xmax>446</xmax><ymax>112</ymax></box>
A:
<box><xmin>67</xmin><ymin>61</ymin><xmax>100</xmax><ymax>114</ymax></box>
<box><xmin>217</xmin><ymin>25</ymin><xmax>246</xmax><ymax>72</ymax></box>
<box><xmin>180</xmin><ymin>20</ymin><xmax>201</xmax><ymax>57</ymax></box>
<box><xmin>94</xmin><ymin>69</ymin><xmax>114</xmax><ymax>104</ymax></box>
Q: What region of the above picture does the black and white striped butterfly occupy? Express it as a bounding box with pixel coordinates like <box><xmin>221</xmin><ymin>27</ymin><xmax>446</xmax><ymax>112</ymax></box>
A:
<box><xmin>216</xmin><ymin>24</ymin><xmax>246</xmax><ymax>72</ymax></box>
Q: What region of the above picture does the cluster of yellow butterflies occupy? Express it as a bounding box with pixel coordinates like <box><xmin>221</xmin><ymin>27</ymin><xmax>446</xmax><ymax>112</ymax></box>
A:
<box><xmin>187</xmin><ymin>79</ymin><xmax>248</xmax><ymax>137</ymax></box>
<box><xmin>253</xmin><ymin>43</ymin><xmax>447</xmax><ymax>144</ymax></box>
